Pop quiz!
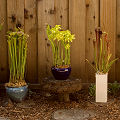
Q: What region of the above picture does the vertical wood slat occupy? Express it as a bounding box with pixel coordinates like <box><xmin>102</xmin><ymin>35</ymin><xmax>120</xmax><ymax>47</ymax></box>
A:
<box><xmin>100</xmin><ymin>0</ymin><xmax>116</xmax><ymax>82</ymax></box>
<box><xmin>38</xmin><ymin>0</ymin><xmax>55</xmax><ymax>83</ymax></box>
<box><xmin>55</xmin><ymin>0</ymin><xmax>69</xmax><ymax>29</ymax></box>
<box><xmin>69</xmin><ymin>0</ymin><xmax>86</xmax><ymax>80</ymax></box>
<box><xmin>38</xmin><ymin>0</ymin><xmax>46</xmax><ymax>83</ymax></box>
<box><xmin>0</xmin><ymin>0</ymin><xmax>8</xmax><ymax>83</ymax></box>
<box><xmin>25</xmin><ymin>0</ymin><xmax>37</xmax><ymax>83</ymax></box>
<box><xmin>85</xmin><ymin>0</ymin><xmax>99</xmax><ymax>83</ymax></box>
<box><xmin>7</xmin><ymin>0</ymin><xmax>24</xmax><ymax>30</ymax></box>
<box><xmin>116</xmin><ymin>0</ymin><xmax>120</xmax><ymax>82</ymax></box>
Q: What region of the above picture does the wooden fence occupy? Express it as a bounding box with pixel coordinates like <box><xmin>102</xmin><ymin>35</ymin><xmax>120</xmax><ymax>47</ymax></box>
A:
<box><xmin>0</xmin><ymin>0</ymin><xmax>119</xmax><ymax>84</ymax></box>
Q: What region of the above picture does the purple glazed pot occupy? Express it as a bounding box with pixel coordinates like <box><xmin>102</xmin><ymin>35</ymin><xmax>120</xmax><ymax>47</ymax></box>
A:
<box><xmin>51</xmin><ymin>66</ymin><xmax>71</xmax><ymax>80</ymax></box>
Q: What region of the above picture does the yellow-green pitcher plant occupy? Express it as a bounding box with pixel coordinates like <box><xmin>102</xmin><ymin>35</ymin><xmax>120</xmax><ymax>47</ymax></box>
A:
<box><xmin>6</xmin><ymin>28</ymin><xmax>29</xmax><ymax>87</ymax></box>
<box><xmin>47</xmin><ymin>25</ymin><xmax>75</xmax><ymax>68</ymax></box>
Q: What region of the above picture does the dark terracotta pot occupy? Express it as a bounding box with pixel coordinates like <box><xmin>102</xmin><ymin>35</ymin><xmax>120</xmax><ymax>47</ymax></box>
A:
<box><xmin>5</xmin><ymin>85</ymin><xmax>28</xmax><ymax>102</ymax></box>
<box><xmin>51</xmin><ymin>66</ymin><xmax>71</xmax><ymax>80</ymax></box>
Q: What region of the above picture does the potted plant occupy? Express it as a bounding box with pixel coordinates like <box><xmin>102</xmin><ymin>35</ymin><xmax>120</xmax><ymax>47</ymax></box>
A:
<box><xmin>86</xmin><ymin>27</ymin><xmax>118</xmax><ymax>102</ymax></box>
<box><xmin>5</xmin><ymin>28</ymin><xmax>29</xmax><ymax>102</ymax></box>
<box><xmin>47</xmin><ymin>25</ymin><xmax>75</xmax><ymax>80</ymax></box>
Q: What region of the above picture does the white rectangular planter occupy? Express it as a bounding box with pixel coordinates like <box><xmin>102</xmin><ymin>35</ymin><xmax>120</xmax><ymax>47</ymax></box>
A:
<box><xmin>96</xmin><ymin>73</ymin><xmax>108</xmax><ymax>103</ymax></box>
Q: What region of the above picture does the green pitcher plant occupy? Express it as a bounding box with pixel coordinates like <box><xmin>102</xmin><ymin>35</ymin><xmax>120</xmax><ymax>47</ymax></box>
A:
<box><xmin>6</xmin><ymin>28</ymin><xmax>29</xmax><ymax>87</ymax></box>
<box><xmin>47</xmin><ymin>25</ymin><xmax>75</xmax><ymax>68</ymax></box>
<box><xmin>86</xmin><ymin>28</ymin><xmax>118</xmax><ymax>74</ymax></box>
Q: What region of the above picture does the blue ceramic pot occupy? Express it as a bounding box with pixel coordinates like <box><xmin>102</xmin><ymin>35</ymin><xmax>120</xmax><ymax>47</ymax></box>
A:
<box><xmin>5</xmin><ymin>85</ymin><xmax>28</xmax><ymax>102</ymax></box>
<box><xmin>51</xmin><ymin>66</ymin><xmax>71</xmax><ymax>80</ymax></box>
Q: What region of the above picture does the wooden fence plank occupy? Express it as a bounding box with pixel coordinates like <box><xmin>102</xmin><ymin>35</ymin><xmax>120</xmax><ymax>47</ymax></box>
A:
<box><xmin>38</xmin><ymin>0</ymin><xmax>46</xmax><ymax>83</ymax></box>
<box><xmin>100</xmin><ymin>0</ymin><xmax>116</xmax><ymax>82</ymax></box>
<box><xmin>85</xmin><ymin>0</ymin><xmax>99</xmax><ymax>83</ymax></box>
<box><xmin>69</xmin><ymin>0</ymin><xmax>86</xmax><ymax>80</ymax></box>
<box><xmin>38</xmin><ymin>0</ymin><xmax>56</xmax><ymax>83</ymax></box>
<box><xmin>0</xmin><ymin>0</ymin><xmax>8</xmax><ymax>83</ymax></box>
<box><xmin>55</xmin><ymin>0</ymin><xmax>69</xmax><ymax>29</ymax></box>
<box><xmin>7</xmin><ymin>0</ymin><xmax>24</xmax><ymax>30</ymax></box>
<box><xmin>116</xmin><ymin>0</ymin><xmax>120</xmax><ymax>82</ymax></box>
<box><xmin>25</xmin><ymin>0</ymin><xmax>38</xmax><ymax>83</ymax></box>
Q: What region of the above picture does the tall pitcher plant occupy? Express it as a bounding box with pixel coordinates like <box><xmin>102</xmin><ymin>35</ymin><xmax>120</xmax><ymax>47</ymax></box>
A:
<box><xmin>86</xmin><ymin>28</ymin><xmax>118</xmax><ymax>74</ymax></box>
<box><xmin>47</xmin><ymin>25</ymin><xmax>75</xmax><ymax>68</ymax></box>
<box><xmin>6</xmin><ymin>28</ymin><xmax>29</xmax><ymax>87</ymax></box>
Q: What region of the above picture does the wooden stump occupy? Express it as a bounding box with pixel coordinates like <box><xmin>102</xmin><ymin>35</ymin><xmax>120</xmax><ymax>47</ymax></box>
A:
<box><xmin>42</xmin><ymin>78</ymin><xmax>82</xmax><ymax>102</ymax></box>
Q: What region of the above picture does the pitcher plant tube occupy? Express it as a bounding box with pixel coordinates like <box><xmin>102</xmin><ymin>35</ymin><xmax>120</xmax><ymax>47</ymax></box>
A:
<box><xmin>47</xmin><ymin>25</ymin><xmax>75</xmax><ymax>68</ymax></box>
<box><xmin>86</xmin><ymin>28</ymin><xmax>118</xmax><ymax>74</ymax></box>
<box><xmin>5</xmin><ymin>28</ymin><xmax>29</xmax><ymax>87</ymax></box>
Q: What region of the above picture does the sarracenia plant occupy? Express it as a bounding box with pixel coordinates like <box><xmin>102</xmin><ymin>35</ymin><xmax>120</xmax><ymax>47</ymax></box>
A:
<box><xmin>47</xmin><ymin>25</ymin><xmax>75</xmax><ymax>68</ymax></box>
<box><xmin>86</xmin><ymin>28</ymin><xmax>118</xmax><ymax>74</ymax></box>
<box><xmin>6</xmin><ymin>28</ymin><xmax>29</xmax><ymax>87</ymax></box>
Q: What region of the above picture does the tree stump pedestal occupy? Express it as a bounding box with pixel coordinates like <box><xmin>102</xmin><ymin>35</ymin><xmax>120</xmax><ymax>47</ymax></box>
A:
<box><xmin>42</xmin><ymin>79</ymin><xmax>82</xmax><ymax>102</ymax></box>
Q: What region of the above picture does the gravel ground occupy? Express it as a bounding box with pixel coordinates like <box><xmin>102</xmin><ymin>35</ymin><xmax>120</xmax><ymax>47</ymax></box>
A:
<box><xmin>0</xmin><ymin>89</ymin><xmax>120</xmax><ymax>120</ymax></box>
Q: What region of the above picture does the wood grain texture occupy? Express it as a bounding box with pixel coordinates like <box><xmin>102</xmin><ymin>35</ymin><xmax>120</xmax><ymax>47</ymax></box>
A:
<box><xmin>0</xmin><ymin>0</ymin><xmax>8</xmax><ymax>83</ymax></box>
<box><xmin>85</xmin><ymin>0</ymin><xmax>99</xmax><ymax>83</ymax></box>
<box><xmin>25</xmin><ymin>0</ymin><xmax>38</xmax><ymax>83</ymax></box>
<box><xmin>38</xmin><ymin>0</ymin><xmax>46</xmax><ymax>83</ymax></box>
<box><xmin>69</xmin><ymin>0</ymin><xmax>86</xmax><ymax>80</ymax></box>
<box><xmin>38</xmin><ymin>0</ymin><xmax>55</xmax><ymax>83</ymax></box>
<box><xmin>7</xmin><ymin>0</ymin><xmax>24</xmax><ymax>30</ymax></box>
<box><xmin>116</xmin><ymin>0</ymin><xmax>120</xmax><ymax>82</ymax></box>
<box><xmin>55</xmin><ymin>0</ymin><xmax>69</xmax><ymax>29</ymax></box>
<box><xmin>100</xmin><ymin>0</ymin><xmax>116</xmax><ymax>82</ymax></box>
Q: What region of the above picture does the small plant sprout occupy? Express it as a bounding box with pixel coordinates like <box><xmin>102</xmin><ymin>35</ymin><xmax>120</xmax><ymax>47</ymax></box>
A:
<box><xmin>47</xmin><ymin>25</ymin><xmax>75</xmax><ymax>68</ymax></box>
<box><xmin>89</xmin><ymin>84</ymin><xmax>96</xmax><ymax>97</ymax></box>
<box><xmin>109</xmin><ymin>81</ymin><xmax>120</xmax><ymax>96</ymax></box>
<box><xmin>6</xmin><ymin>28</ymin><xmax>29</xmax><ymax>87</ymax></box>
<box><xmin>86</xmin><ymin>28</ymin><xmax>118</xmax><ymax>74</ymax></box>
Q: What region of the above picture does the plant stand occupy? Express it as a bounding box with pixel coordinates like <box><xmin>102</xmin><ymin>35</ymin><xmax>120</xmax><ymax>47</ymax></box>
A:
<box><xmin>42</xmin><ymin>78</ymin><xmax>82</xmax><ymax>102</ymax></box>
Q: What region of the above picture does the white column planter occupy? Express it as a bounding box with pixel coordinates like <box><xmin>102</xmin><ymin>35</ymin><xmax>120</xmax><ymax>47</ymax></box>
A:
<box><xmin>96</xmin><ymin>73</ymin><xmax>108</xmax><ymax>103</ymax></box>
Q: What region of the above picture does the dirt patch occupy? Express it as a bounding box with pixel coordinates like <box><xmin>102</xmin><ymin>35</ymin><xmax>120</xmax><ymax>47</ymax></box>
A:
<box><xmin>0</xmin><ymin>89</ymin><xmax>120</xmax><ymax>120</ymax></box>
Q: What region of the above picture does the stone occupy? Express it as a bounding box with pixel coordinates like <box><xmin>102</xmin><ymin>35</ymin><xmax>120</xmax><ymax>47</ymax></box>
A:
<box><xmin>0</xmin><ymin>117</ymin><xmax>10</xmax><ymax>120</ymax></box>
<box><xmin>42</xmin><ymin>78</ymin><xmax>82</xmax><ymax>102</ymax></box>
<box><xmin>53</xmin><ymin>109</ymin><xmax>96</xmax><ymax>120</ymax></box>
